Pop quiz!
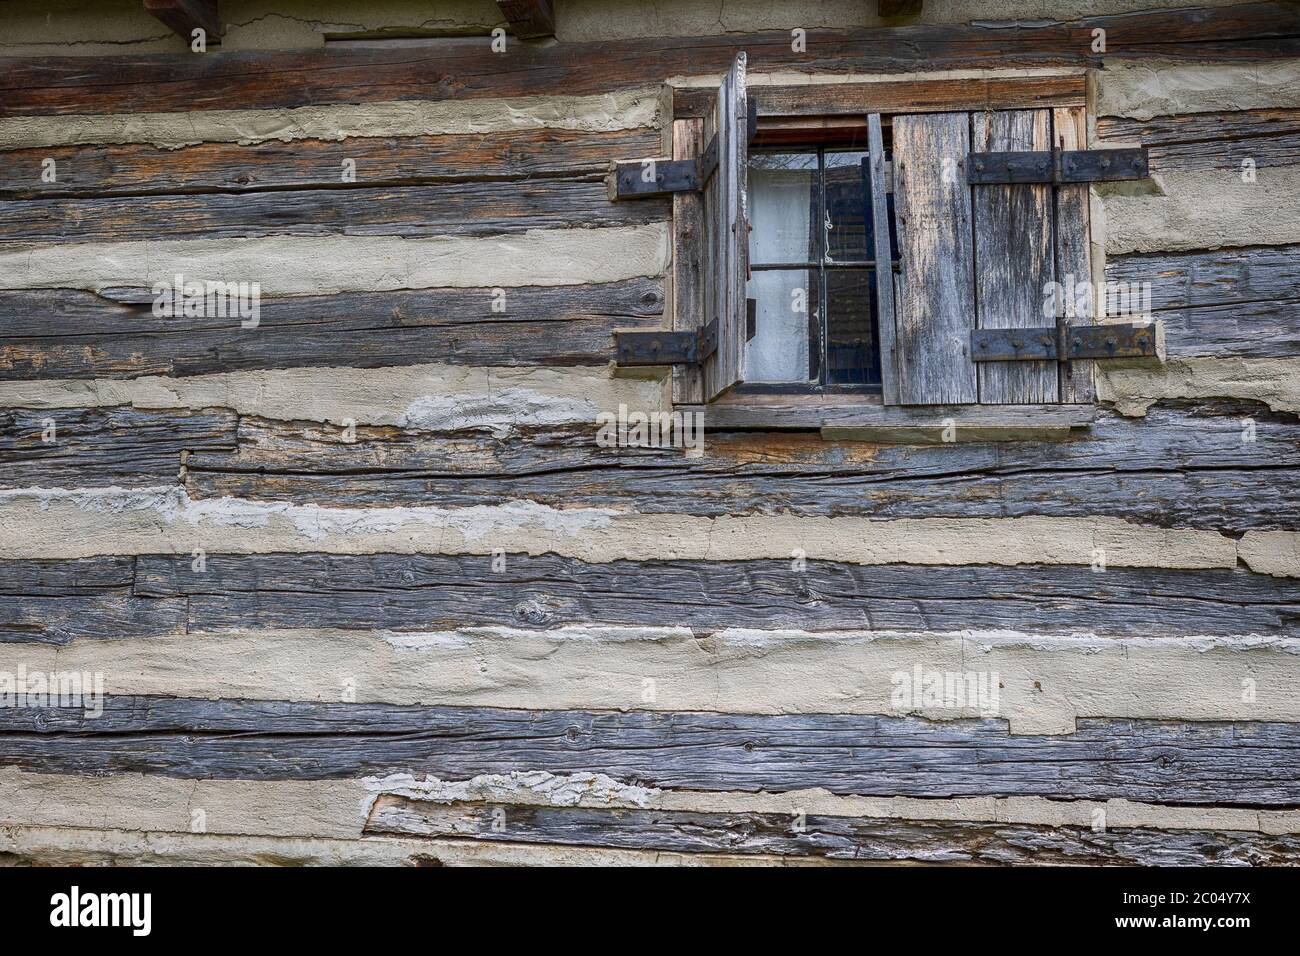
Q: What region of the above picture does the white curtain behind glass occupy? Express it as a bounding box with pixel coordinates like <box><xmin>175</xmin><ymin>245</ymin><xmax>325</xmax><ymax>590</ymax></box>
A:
<box><xmin>745</xmin><ymin>165</ymin><xmax>812</xmax><ymax>383</ymax></box>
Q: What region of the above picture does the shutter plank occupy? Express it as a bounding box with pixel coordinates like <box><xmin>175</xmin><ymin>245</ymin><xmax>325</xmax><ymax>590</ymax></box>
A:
<box><xmin>972</xmin><ymin>110</ymin><xmax>1058</xmax><ymax>404</ymax></box>
<box><xmin>867</xmin><ymin>113</ymin><xmax>900</xmax><ymax>404</ymax></box>
<box><xmin>1054</xmin><ymin>105</ymin><xmax>1097</xmax><ymax>403</ymax></box>
<box><xmin>672</xmin><ymin>117</ymin><xmax>706</xmax><ymax>404</ymax></box>
<box><xmin>703</xmin><ymin>53</ymin><xmax>748</xmax><ymax>400</ymax></box>
<box><xmin>892</xmin><ymin>112</ymin><xmax>977</xmax><ymax>404</ymax></box>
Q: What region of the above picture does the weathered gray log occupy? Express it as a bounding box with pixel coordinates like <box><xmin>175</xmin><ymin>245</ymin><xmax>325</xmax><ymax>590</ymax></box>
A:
<box><xmin>1106</xmin><ymin>246</ymin><xmax>1300</xmax><ymax>358</ymax></box>
<box><xmin>674</xmin><ymin>73</ymin><xmax>1084</xmax><ymax>120</ymax></box>
<box><xmin>366</xmin><ymin>797</ymin><xmax>1300</xmax><ymax>865</ymax></box>
<box><xmin>0</xmin><ymin>128</ymin><xmax>659</xmax><ymax>200</ymax></box>
<box><xmin>0</xmin><ymin>280</ymin><xmax>664</xmax><ymax>379</ymax></box>
<box><xmin>184</xmin><ymin>403</ymin><xmax>1300</xmax><ymax>532</ymax></box>
<box><xmin>1</xmin><ymin>697</ymin><xmax>1297</xmax><ymax>805</ymax></box>
<box><xmin>0</xmin><ymin>178</ymin><xmax>667</xmax><ymax>244</ymax></box>
<box><xmin>2</xmin><ymin>5</ymin><xmax>1295</xmax><ymax>116</ymax></box>
<box><xmin>0</xmin><ymin>407</ymin><xmax>236</xmax><ymax>488</ymax></box>
<box><xmin>0</xmin><ymin>558</ymin><xmax>186</xmax><ymax>645</ymax></box>
<box><xmin>1096</xmin><ymin>109</ymin><xmax>1300</xmax><ymax>172</ymax></box>
<box><xmin>127</xmin><ymin>553</ymin><xmax>1300</xmax><ymax>637</ymax></box>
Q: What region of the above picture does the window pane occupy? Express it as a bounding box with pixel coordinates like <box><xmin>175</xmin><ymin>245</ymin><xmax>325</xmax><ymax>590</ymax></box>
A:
<box><xmin>824</xmin><ymin>151</ymin><xmax>870</xmax><ymax>263</ymax></box>
<box><xmin>825</xmin><ymin>269</ymin><xmax>879</xmax><ymax>386</ymax></box>
<box><xmin>745</xmin><ymin>269</ymin><xmax>817</xmax><ymax>383</ymax></box>
<box><xmin>748</xmin><ymin>152</ymin><xmax>817</xmax><ymax>264</ymax></box>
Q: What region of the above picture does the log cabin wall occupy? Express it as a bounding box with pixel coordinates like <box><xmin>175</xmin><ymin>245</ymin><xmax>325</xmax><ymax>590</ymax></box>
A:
<box><xmin>0</xmin><ymin>0</ymin><xmax>1298</xmax><ymax>866</ymax></box>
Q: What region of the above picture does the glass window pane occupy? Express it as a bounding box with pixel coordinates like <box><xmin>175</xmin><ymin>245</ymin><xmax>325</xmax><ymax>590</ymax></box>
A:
<box><xmin>745</xmin><ymin>269</ymin><xmax>817</xmax><ymax>384</ymax></box>
<box><xmin>824</xmin><ymin>151</ymin><xmax>870</xmax><ymax>263</ymax></box>
<box><xmin>747</xmin><ymin>152</ymin><xmax>817</xmax><ymax>264</ymax></box>
<box><xmin>825</xmin><ymin>269</ymin><xmax>879</xmax><ymax>386</ymax></box>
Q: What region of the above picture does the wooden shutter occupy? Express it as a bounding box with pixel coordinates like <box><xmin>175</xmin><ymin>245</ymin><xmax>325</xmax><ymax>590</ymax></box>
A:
<box><xmin>888</xmin><ymin>109</ymin><xmax>1100</xmax><ymax>405</ymax></box>
<box><xmin>891</xmin><ymin>112</ymin><xmax>977</xmax><ymax>405</ymax></box>
<box><xmin>701</xmin><ymin>52</ymin><xmax>749</xmax><ymax>400</ymax></box>
<box><xmin>971</xmin><ymin>109</ymin><xmax>1057</xmax><ymax>404</ymax></box>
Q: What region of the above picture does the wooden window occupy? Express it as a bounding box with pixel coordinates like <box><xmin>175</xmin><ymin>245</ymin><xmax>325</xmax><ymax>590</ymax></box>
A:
<box><xmin>651</xmin><ymin>62</ymin><xmax>1152</xmax><ymax>433</ymax></box>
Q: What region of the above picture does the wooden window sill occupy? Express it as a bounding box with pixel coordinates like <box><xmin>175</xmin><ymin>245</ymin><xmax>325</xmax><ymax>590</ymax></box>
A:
<box><xmin>677</xmin><ymin>401</ymin><xmax>1095</xmax><ymax>440</ymax></box>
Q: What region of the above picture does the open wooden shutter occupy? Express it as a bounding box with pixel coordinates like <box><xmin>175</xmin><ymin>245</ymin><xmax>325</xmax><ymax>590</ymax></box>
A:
<box><xmin>701</xmin><ymin>52</ymin><xmax>749</xmax><ymax>400</ymax></box>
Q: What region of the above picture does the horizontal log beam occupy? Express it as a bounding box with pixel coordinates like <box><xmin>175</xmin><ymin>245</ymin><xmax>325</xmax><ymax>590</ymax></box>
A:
<box><xmin>367</xmin><ymin>798</ymin><xmax>1300</xmax><ymax>865</ymax></box>
<box><xmin>1106</xmin><ymin>245</ymin><xmax>1300</xmax><ymax>359</ymax></box>
<box><xmin>174</xmin><ymin>402</ymin><xmax>1300</xmax><ymax>532</ymax></box>
<box><xmin>673</xmin><ymin>73</ymin><xmax>1085</xmax><ymax>119</ymax></box>
<box><xmin>3</xmin><ymin>551</ymin><xmax>1295</xmax><ymax>644</ymax></box>
<box><xmin>2</xmin><ymin>697</ymin><xmax>1297</xmax><ymax>805</ymax></box>
<box><xmin>1</xmin><ymin>5</ymin><xmax>1295</xmax><ymax>117</ymax></box>
<box><xmin>0</xmin><ymin>178</ymin><xmax>666</xmax><ymax>245</ymax></box>
<box><xmin>0</xmin><ymin>128</ymin><xmax>660</xmax><ymax>201</ymax></box>
<box><xmin>1097</xmin><ymin>108</ymin><xmax>1300</xmax><ymax>173</ymax></box>
<box><xmin>0</xmin><ymin>279</ymin><xmax>664</xmax><ymax>379</ymax></box>
<box><xmin>0</xmin><ymin>407</ymin><xmax>236</xmax><ymax>489</ymax></box>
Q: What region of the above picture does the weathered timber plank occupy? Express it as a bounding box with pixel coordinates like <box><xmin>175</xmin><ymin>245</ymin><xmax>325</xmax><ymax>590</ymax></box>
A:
<box><xmin>972</xmin><ymin>110</ymin><xmax>1057</xmax><ymax>404</ymax></box>
<box><xmin>0</xmin><ymin>129</ymin><xmax>661</xmax><ymax>201</ymax></box>
<box><xmin>126</xmin><ymin>553</ymin><xmax>1300</xmax><ymax>637</ymax></box>
<box><xmin>143</xmin><ymin>0</ymin><xmax>222</xmax><ymax>41</ymax></box>
<box><xmin>1097</xmin><ymin>108</ymin><xmax>1300</xmax><ymax>173</ymax></box>
<box><xmin>1106</xmin><ymin>246</ymin><xmax>1300</xmax><ymax>358</ymax></box>
<box><xmin>183</xmin><ymin>403</ymin><xmax>1300</xmax><ymax>532</ymax></box>
<box><xmin>2</xmin><ymin>697</ymin><xmax>1297</xmax><ymax>805</ymax></box>
<box><xmin>0</xmin><ymin>407</ymin><xmax>236</xmax><ymax>488</ymax></box>
<box><xmin>1054</xmin><ymin>106</ymin><xmax>1095</xmax><ymax>402</ymax></box>
<box><xmin>0</xmin><ymin>178</ymin><xmax>666</xmax><ymax>244</ymax></box>
<box><xmin>0</xmin><ymin>558</ymin><xmax>186</xmax><ymax>645</ymax></box>
<box><xmin>367</xmin><ymin>798</ymin><xmax>1300</xmax><ymax>865</ymax></box>
<box><xmin>0</xmin><ymin>280</ymin><xmax>663</xmax><ymax>379</ymax></box>
<box><xmin>673</xmin><ymin>74</ymin><xmax>1085</xmax><ymax>119</ymax></box>
<box><xmin>893</xmin><ymin>112</ymin><xmax>977</xmax><ymax>403</ymax></box>
<box><xmin>496</xmin><ymin>0</ymin><xmax>555</xmax><ymax>40</ymax></box>
<box><xmin>2</xmin><ymin>5</ymin><xmax>1295</xmax><ymax>117</ymax></box>
<box><xmin>671</xmin><ymin>118</ymin><xmax>706</xmax><ymax>404</ymax></box>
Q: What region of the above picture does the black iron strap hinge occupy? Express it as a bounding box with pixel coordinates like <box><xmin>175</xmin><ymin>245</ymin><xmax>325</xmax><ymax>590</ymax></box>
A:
<box><xmin>967</xmin><ymin>147</ymin><xmax>1149</xmax><ymax>185</ymax></box>
<box><xmin>615</xmin><ymin>320</ymin><xmax>719</xmax><ymax>367</ymax></box>
<box><xmin>971</xmin><ymin>322</ymin><xmax>1158</xmax><ymax>362</ymax></box>
<box><xmin>609</xmin><ymin>100</ymin><xmax>758</xmax><ymax>200</ymax></box>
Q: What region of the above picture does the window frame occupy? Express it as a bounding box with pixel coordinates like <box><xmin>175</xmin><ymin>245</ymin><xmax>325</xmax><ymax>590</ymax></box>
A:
<box><xmin>665</xmin><ymin>70</ymin><xmax>1100</xmax><ymax>437</ymax></box>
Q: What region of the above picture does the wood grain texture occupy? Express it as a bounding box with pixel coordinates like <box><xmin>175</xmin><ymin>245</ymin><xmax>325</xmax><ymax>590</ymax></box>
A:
<box><xmin>1096</xmin><ymin>108</ymin><xmax>1300</xmax><ymax>173</ymax></box>
<box><xmin>0</xmin><ymin>280</ymin><xmax>663</xmax><ymax>379</ymax></box>
<box><xmin>0</xmin><ymin>407</ymin><xmax>235</xmax><ymax>488</ymax></box>
<box><xmin>1106</xmin><ymin>246</ymin><xmax>1300</xmax><ymax>358</ymax></box>
<box><xmin>182</xmin><ymin>402</ymin><xmax>1300</xmax><ymax>532</ymax></box>
<box><xmin>8</xmin><ymin>549</ymin><xmax>1298</xmax><ymax>644</ymax></box>
<box><xmin>0</xmin><ymin>129</ymin><xmax>661</xmax><ymax>201</ymax></box>
<box><xmin>0</xmin><ymin>558</ymin><xmax>186</xmax><ymax>645</ymax></box>
<box><xmin>1054</xmin><ymin>106</ymin><xmax>1096</xmax><ymax>402</ymax></box>
<box><xmin>3</xmin><ymin>5</ymin><xmax>1296</xmax><ymax>117</ymax></box>
<box><xmin>868</xmin><ymin>114</ymin><xmax>899</xmax><ymax>404</ymax></box>
<box><xmin>673</xmin><ymin>74</ymin><xmax>1086</xmax><ymax>120</ymax></box>
<box><xmin>972</xmin><ymin>110</ymin><xmax>1057</xmax><ymax>404</ymax></box>
<box><xmin>2</xmin><ymin>696</ymin><xmax>1298</xmax><ymax>805</ymax></box>
<box><xmin>0</xmin><ymin>178</ymin><xmax>667</xmax><ymax>244</ymax></box>
<box><xmin>702</xmin><ymin>53</ymin><xmax>747</xmax><ymax>399</ymax></box>
<box><xmin>892</xmin><ymin>112</ymin><xmax>977</xmax><ymax>404</ymax></box>
<box><xmin>367</xmin><ymin>798</ymin><xmax>1300</xmax><ymax>865</ymax></box>
<box><xmin>123</xmin><ymin>553</ymin><xmax>1300</xmax><ymax>637</ymax></box>
<box><xmin>672</xmin><ymin>118</ymin><xmax>706</xmax><ymax>404</ymax></box>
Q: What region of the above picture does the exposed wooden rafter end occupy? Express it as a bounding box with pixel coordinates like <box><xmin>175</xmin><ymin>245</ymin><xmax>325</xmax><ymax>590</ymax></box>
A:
<box><xmin>144</xmin><ymin>0</ymin><xmax>222</xmax><ymax>40</ymax></box>
<box><xmin>496</xmin><ymin>0</ymin><xmax>556</xmax><ymax>39</ymax></box>
<box><xmin>878</xmin><ymin>0</ymin><xmax>923</xmax><ymax>17</ymax></box>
